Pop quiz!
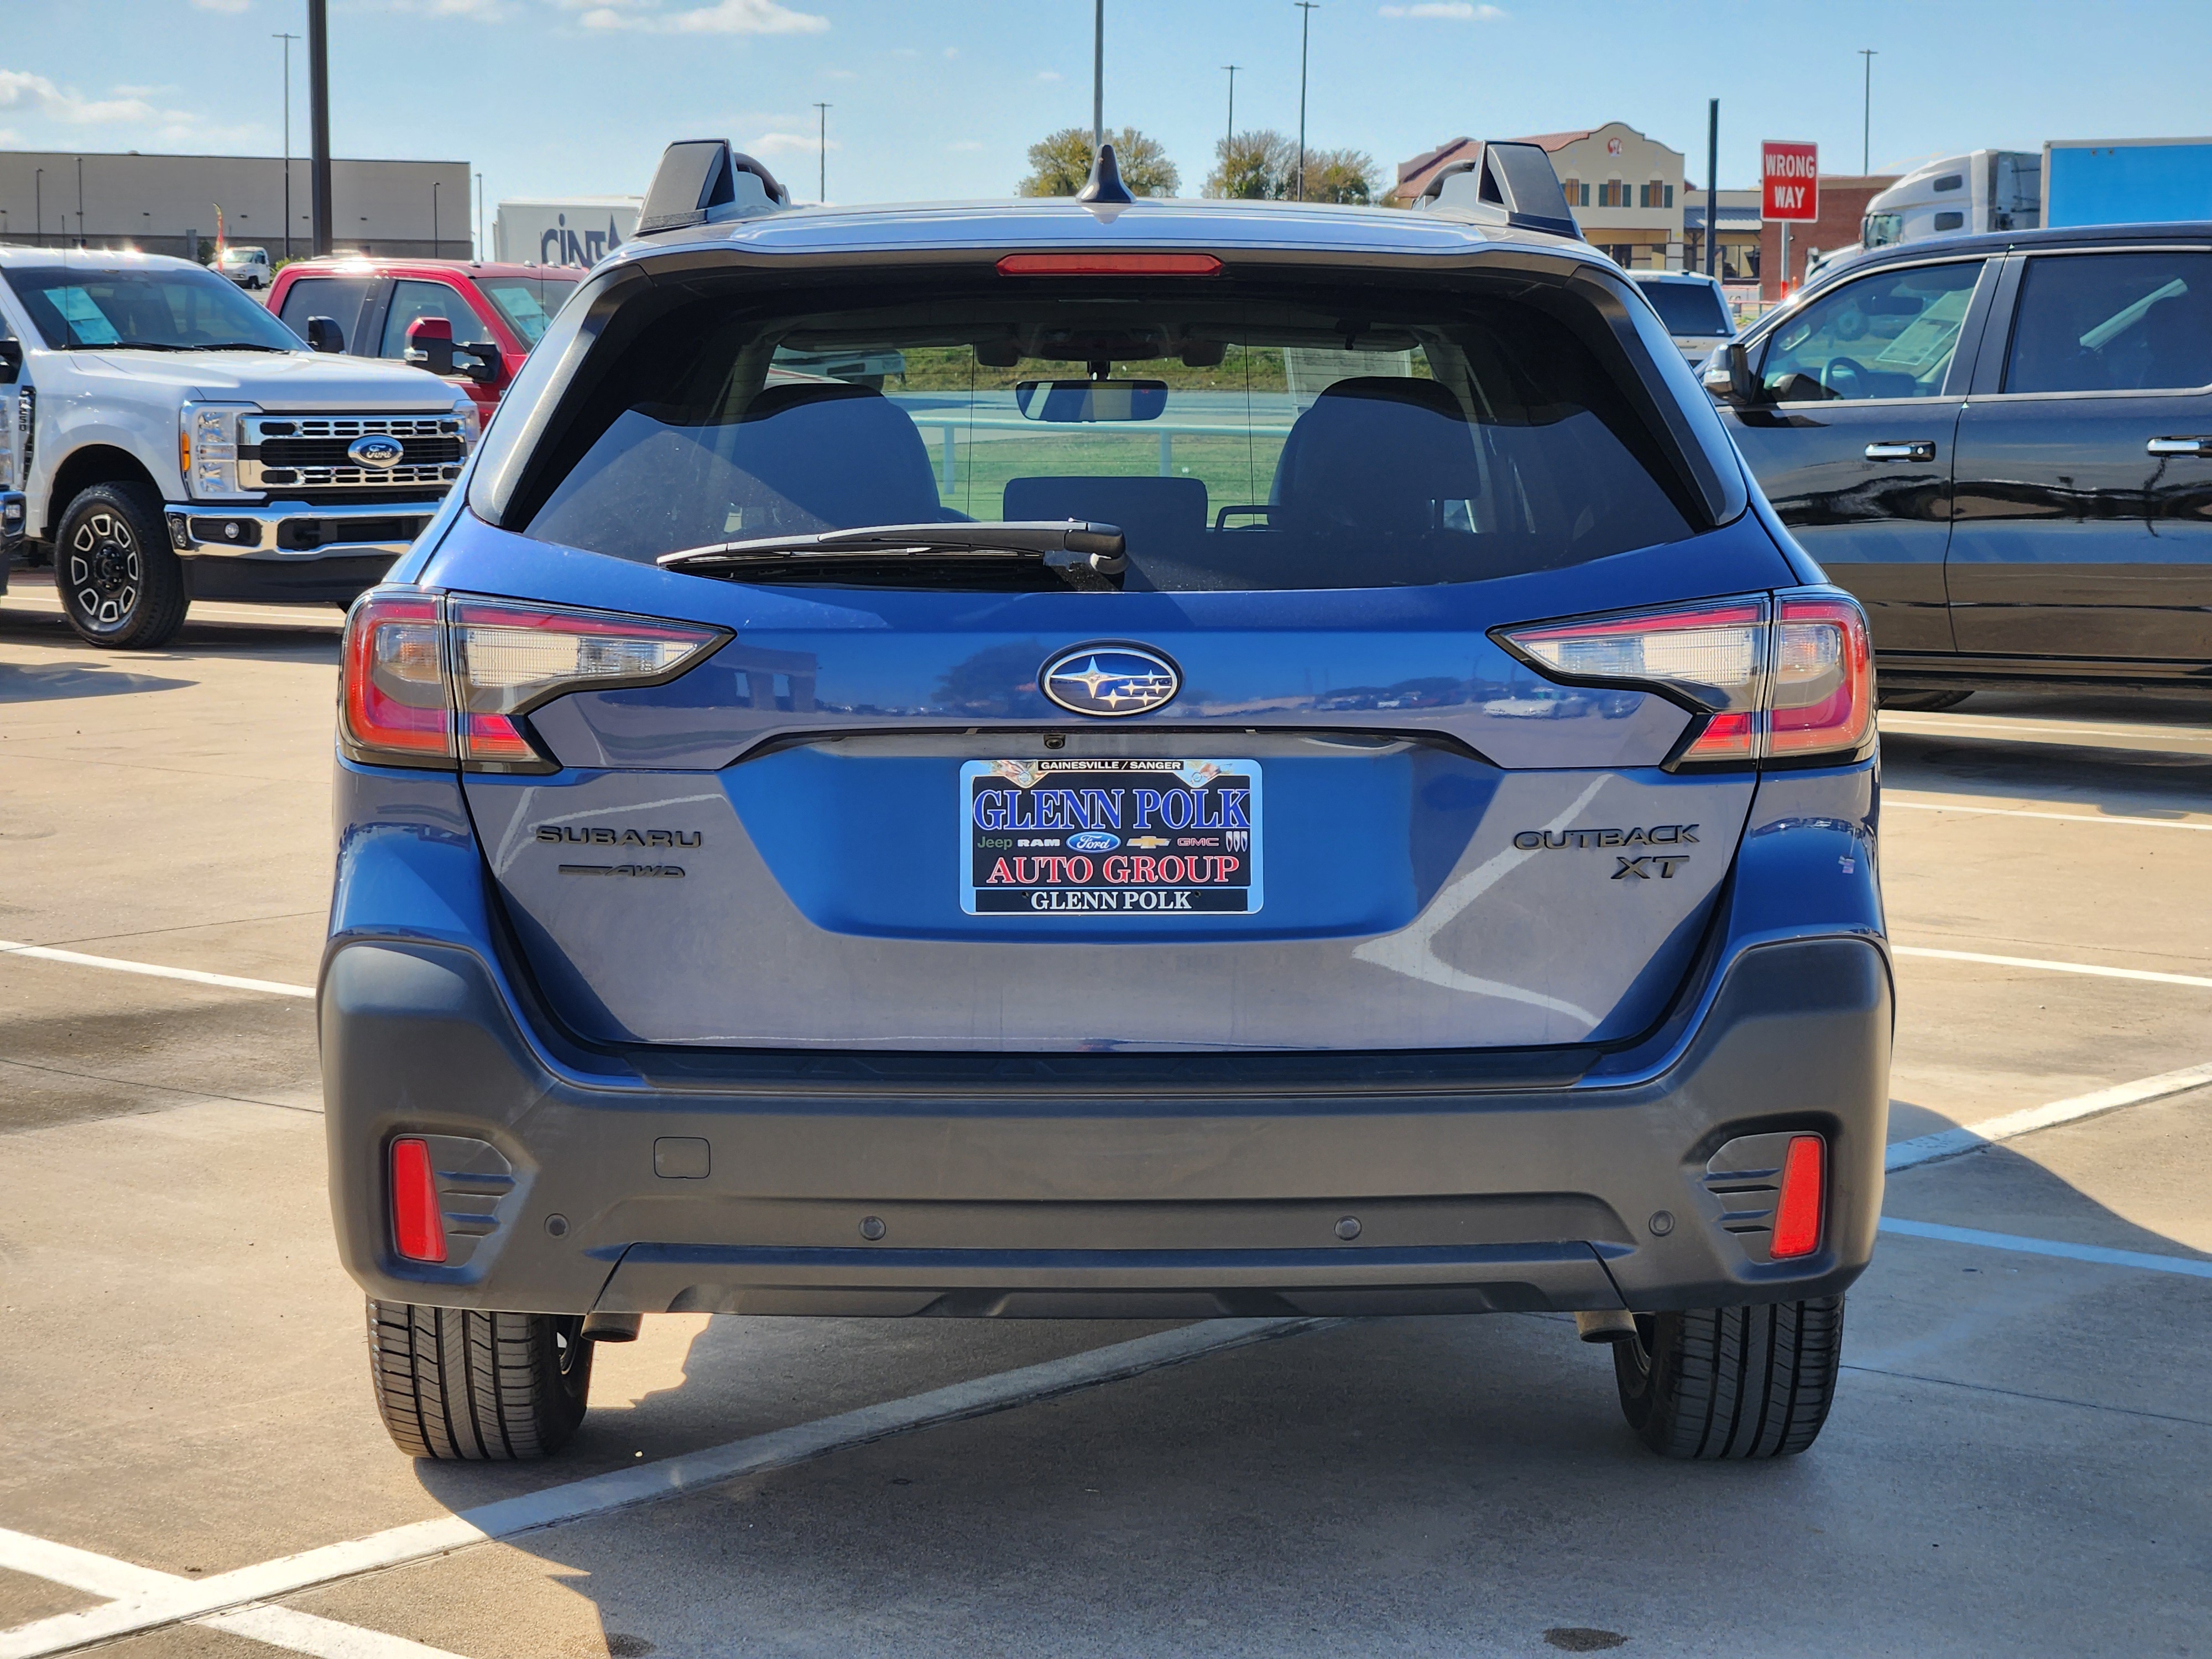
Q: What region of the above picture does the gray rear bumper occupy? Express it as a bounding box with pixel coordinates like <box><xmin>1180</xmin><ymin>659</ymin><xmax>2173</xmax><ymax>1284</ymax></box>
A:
<box><xmin>321</xmin><ymin>934</ymin><xmax>1892</xmax><ymax>1319</ymax></box>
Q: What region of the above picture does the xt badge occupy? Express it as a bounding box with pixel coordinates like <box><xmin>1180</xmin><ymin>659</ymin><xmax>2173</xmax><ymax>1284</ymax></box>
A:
<box><xmin>1614</xmin><ymin>855</ymin><xmax>1689</xmax><ymax>880</ymax></box>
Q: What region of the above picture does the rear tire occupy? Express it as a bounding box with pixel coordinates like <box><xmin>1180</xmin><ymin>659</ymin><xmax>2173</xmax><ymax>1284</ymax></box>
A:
<box><xmin>54</xmin><ymin>482</ymin><xmax>187</xmax><ymax>650</ymax></box>
<box><xmin>367</xmin><ymin>1298</ymin><xmax>593</xmax><ymax>1460</ymax></box>
<box><xmin>1879</xmin><ymin>688</ymin><xmax>1972</xmax><ymax>712</ymax></box>
<box><xmin>1611</xmin><ymin>1297</ymin><xmax>1843</xmax><ymax>1459</ymax></box>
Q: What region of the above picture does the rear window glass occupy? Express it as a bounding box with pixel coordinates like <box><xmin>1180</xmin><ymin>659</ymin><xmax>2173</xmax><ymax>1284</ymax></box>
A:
<box><xmin>1637</xmin><ymin>280</ymin><xmax>1731</xmax><ymax>337</ymax></box>
<box><xmin>514</xmin><ymin>278</ymin><xmax>1696</xmax><ymax>593</ymax></box>
<box><xmin>2005</xmin><ymin>251</ymin><xmax>2212</xmax><ymax>393</ymax></box>
<box><xmin>276</xmin><ymin>274</ymin><xmax>373</xmax><ymax>346</ymax></box>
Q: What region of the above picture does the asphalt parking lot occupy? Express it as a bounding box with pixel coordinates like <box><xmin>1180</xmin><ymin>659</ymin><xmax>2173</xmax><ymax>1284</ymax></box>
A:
<box><xmin>2</xmin><ymin>583</ymin><xmax>2208</xmax><ymax>1659</ymax></box>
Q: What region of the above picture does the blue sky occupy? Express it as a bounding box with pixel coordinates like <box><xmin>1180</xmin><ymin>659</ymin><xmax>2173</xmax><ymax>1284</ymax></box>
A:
<box><xmin>5</xmin><ymin>0</ymin><xmax>2212</xmax><ymax>225</ymax></box>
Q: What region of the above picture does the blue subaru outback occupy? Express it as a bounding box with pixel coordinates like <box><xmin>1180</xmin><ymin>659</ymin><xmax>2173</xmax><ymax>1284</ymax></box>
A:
<box><xmin>323</xmin><ymin>140</ymin><xmax>1888</xmax><ymax>1462</ymax></box>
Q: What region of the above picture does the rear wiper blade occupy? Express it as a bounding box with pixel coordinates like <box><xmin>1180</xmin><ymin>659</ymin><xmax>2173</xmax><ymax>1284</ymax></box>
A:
<box><xmin>658</xmin><ymin>520</ymin><xmax>1126</xmax><ymax>576</ymax></box>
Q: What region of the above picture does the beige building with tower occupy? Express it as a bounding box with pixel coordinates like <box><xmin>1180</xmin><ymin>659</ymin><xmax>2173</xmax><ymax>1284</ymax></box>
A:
<box><xmin>1395</xmin><ymin>122</ymin><xmax>1691</xmax><ymax>270</ymax></box>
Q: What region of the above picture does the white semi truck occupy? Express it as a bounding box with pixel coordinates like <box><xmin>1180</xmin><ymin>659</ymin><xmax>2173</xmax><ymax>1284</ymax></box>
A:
<box><xmin>1860</xmin><ymin>150</ymin><xmax>2043</xmax><ymax>253</ymax></box>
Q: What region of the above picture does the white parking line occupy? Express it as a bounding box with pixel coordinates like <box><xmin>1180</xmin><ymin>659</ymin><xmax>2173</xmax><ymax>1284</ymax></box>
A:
<box><xmin>1880</xmin><ymin>1217</ymin><xmax>2212</xmax><ymax>1280</ymax></box>
<box><xmin>0</xmin><ymin>1318</ymin><xmax>1323</xmax><ymax>1659</ymax></box>
<box><xmin>1879</xmin><ymin>712</ymin><xmax>2212</xmax><ymax>747</ymax></box>
<box><xmin>1886</xmin><ymin>799</ymin><xmax>2212</xmax><ymax>832</ymax></box>
<box><xmin>1887</xmin><ymin>1060</ymin><xmax>2212</xmax><ymax>1171</ymax></box>
<box><xmin>0</xmin><ymin>940</ymin><xmax>315</xmax><ymax>999</ymax></box>
<box><xmin>1892</xmin><ymin>945</ymin><xmax>2212</xmax><ymax>990</ymax></box>
<box><xmin>0</xmin><ymin>1528</ymin><xmax>467</xmax><ymax>1659</ymax></box>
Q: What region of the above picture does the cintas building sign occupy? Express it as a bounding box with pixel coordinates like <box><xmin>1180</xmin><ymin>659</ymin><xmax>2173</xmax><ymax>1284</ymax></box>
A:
<box><xmin>1762</xmin><ymin>140</ymin><xmax>1820</xmax><ymax>220</ymax></box>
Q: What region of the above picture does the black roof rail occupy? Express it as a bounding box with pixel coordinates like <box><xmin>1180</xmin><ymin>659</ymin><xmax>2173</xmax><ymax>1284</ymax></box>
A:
<box><xmin>1417</xmin><ymin>141</ymin><xmax>1582</xmax><ymax>241</ymax></box>
<box><xmin>638</xmin><ymin>139</ymin><xmax>791</xmax><ymax>236</ymax></box>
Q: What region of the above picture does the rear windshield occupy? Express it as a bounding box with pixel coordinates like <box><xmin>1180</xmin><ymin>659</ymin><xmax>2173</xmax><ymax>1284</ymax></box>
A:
<box><xmin>1637</xmin><ymin>280</ymin><xmax>1731</xmax><ymax>337</ymax></box>
<box><xmin>512</xmin><ymin>275</ymin><xmax>1697</xmax><ymax>593</ymax></box>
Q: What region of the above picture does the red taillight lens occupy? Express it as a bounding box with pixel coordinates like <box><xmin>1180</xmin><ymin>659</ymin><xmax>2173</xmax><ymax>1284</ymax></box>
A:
<box><xmin>1497</xmin><ymin>589</ymin><xmax>1875</xmax><ymax>767</ymax></box>
<box><xmin>337</xmin><ymin>589</ymin><xmax>727</xmax><ymax>773</ymax></box>
<box><xmin>1768</xmin><ymin>596</ymin><xmax>1874</xmax><ymax>758</ymax></box>
<box><xmin>447</xmin><ymin>599</ymin><xmax>726</xmax><ymax>770</ymax></box>
<box><xmin>390</xmin><ymin>1137</ymin><xmax>447</xmax><ymax>1264</ymax></box>
<box><xmin>340</xmin><ymin>593</ymin><xmax>453</xmax><ymax>767</ymax></box>
<box><xmin>997</xmin><ymin>252</ymin><xmax>1223</xmax><ymax>276</ymax></box>
<box><xmin>1769</xmin><ymin>1134</ymin><xmax>1825</xmax><ymax>1259</ymax></box>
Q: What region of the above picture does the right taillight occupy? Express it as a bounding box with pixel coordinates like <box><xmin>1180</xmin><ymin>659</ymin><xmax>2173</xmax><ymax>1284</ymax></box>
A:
<box><xmin>390</xmin><ymin>1136</ymin><xmax>447</xmax><ymax>1264</ymax></box>
<box><xmin>1768</xmin><ymin>1134</ymin><xmax>1825</xmax><ymax>1259</ymax></box>
<box><xmin>1498</xmin><ymin>588</ymin><xmax>1874</xmax><ymax>768</ymax></box>
<box><xmin>338</xmin><ymin>589</ymin><xmax>728</xmax><ymax>773</ymax></box>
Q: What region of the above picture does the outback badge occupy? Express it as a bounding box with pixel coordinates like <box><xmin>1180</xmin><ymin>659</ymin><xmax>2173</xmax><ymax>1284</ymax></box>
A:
<box><xmin>1039</xmin><ymin>644</ymin><xmax>1180</xmax><ymax>718</ymax></box>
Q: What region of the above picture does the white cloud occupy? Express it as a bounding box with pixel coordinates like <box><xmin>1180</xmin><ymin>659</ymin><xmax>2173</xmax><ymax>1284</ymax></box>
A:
<box><xmin>349</xmin><ymin>0</ymin><xmax>517</xmax><ymax>15</ymax></box>
<box><xmin>825</xmin><ymin>66</ymin><xmax>857</xmax><ymax>79</ymax></box>
<box><xmin>580</xmin><ymin>0</ymin><xmax>829</xmax><ymax>33</ymax></box>
<box><xmin>749</xmin><ymin>129</ymin><xmax>837</xmax><ymax>154</ymax></box>
<box><xmin>190</xmin><ymin>0</ymin><xmax>251</xmax><ymax>11</ymax></box>
<box><xmin>1035</xmin><ymin>69</ymin><xmax>1061</xmax><ymax>81</ymax></box>
<box><xmin>942</xmin><ymin>46</ymin><xmax>958</xmax><ymax>58</ymax></box>
<box><xmin>0</xmin><ymin>70</ymin><xmax>163</xmax><ymax>125</ymax></box>
<box><xmin>1378</xmin><ymin>2</ymin><xmax>1506</xmax><ymax>17</ymax></box>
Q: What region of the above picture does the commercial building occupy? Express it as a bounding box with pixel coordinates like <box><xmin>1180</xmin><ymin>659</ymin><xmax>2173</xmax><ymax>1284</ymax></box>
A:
<box><xmin>1395</xmin><ymin>123</ymin><xmax>1689</xmax><ymax>269</ymax></box>
<box><xmin>1683</xmin><ymin>187</ymin><xmax>1764</xmax><ymax>295</ymax></box>
<box><xmin>0</xmin><ymin>150</ymin><xmax>472</xmax><ymax>261</ymax></box>
<box><xmin>1759</xmin><ymin>173</ymin><xmax>1897</xmax><ymax>299</ymax></box>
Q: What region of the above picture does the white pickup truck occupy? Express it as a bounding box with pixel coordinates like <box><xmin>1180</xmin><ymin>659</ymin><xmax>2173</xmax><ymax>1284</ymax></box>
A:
<box><xmin>0</xmin><ymin>247</ymin><xmax>477</xmax><ymax>649</ymax></box>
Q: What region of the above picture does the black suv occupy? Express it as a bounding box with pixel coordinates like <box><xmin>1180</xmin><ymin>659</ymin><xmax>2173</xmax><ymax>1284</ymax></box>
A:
<box><xmin>1707</xmin><ymin>224</ymin><xmax>2212</xmax><ymax>705</ymax></box>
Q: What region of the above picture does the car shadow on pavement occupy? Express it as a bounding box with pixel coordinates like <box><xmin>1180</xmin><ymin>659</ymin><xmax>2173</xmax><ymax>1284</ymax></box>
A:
<box><xmin>0</xmin><ymin>660</ymin><xmax>196</xmax><ymax>702</ymax></box>
<box><xmin>376</xmin><ymin>1131</ymin><xmax>2211</xmax><ymax>1658</ymax></box>
<box><xmin>1881</xmin><ymin>728</ymin><xmax>2212</xmax><ymax>813</ymax></box>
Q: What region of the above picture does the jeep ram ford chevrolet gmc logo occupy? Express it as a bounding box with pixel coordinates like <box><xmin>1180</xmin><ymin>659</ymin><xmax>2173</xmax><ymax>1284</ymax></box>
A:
<box><xmin>346</xmin><ymin>435</ymin><xmax>406</xmax><ymax>470</ymax></box>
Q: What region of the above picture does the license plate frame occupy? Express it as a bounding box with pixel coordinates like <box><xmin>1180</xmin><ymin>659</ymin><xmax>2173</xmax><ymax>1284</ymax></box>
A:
<box><xmin>961</xmin><ymin>758</ymin><xmax>1263</xmax><ymax>916</ymax></box>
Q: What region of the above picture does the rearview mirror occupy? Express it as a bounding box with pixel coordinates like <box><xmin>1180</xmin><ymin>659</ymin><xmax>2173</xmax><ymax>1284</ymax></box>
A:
<box><xmin>1700</xmin><ymin>342</ymin><xmax>1764</xmax><ymax>406</ymax></box>
<box><xmin>403</xmin><ymin>315</ymin><xmax>457</xmax><ymax>375</ymax></box>
<box><xmin>304</xmin><ymin>316</ymin><xmax>343</xmax><ymax>353</ymax></box>
<box><xmin>1014</xmin><ymin>379</ymin><xmax>1168</xmax><ymax>422</ymax></box>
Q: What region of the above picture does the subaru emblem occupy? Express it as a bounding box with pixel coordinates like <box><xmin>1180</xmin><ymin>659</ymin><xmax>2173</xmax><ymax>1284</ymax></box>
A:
<box><xmin>1039</xmin><ymin>644</ymin><xmax>1181</xmax><ymax>718</ymax></box>
<box><xmin>347</xmin><ymin>434</ymin><xmax>405</xmax><ymax>470</ymax></box>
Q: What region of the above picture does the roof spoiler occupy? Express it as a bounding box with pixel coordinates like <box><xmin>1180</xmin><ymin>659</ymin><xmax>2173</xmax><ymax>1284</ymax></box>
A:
<box><xmin>1416</xmin><ymin>142</ymin><xmax>1582</xmax><ymax>240</ymax></box>
<box><xmin>637</xmin><ymin>139</ymin><xmax>792</xmax><ymax>236</ymax></box>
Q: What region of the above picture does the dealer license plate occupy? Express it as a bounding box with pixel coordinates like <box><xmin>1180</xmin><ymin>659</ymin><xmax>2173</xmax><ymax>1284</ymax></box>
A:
<box><xmin>961</xmin><ymin>758</ymin><xmax>1262</xmax><ymax>915</ymax></box>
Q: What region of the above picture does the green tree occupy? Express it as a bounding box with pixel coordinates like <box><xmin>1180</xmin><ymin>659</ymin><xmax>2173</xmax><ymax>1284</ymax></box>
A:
<box><xmin>1303</xmin><ymin>147</ymin><xmax>1383</xmax><ymax>205</ymax></box>
<box><xmin>1018</xmin><ymin>127</ymin><xmax>1181</xmax><ymax>198</ymax></box>
<box><xmin>1205</xmin><ymin>129</ymin><xmax>1294</xmax><ymax>200</ymax></box>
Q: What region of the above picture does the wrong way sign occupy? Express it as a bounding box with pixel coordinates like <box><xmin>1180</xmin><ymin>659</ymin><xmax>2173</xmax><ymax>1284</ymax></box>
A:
<box><xmin>1762</xmin><ymin>141</ymin><xmax>1819</xmax><ymax>220</ymax></box>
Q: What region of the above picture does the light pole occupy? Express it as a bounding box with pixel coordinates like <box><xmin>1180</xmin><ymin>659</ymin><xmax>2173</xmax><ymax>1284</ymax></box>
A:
<box><xmin>1859</xmin><ymin>49</ymin><xmax>1876</xmax><ymax>174</ymax></box>
<box><xmin>432</xmin><ymin>180</ymin><xmax>440</xmax><ymax>257</ymax></box>
<box><xmin>34</xmin><ymin>169</ymin><xmax>41</xmax><ymax>248</ymax></box>
<box><xmin>273</xmin><ymin>31</ymin><xmax>298</xmax><ymax>261</ymax></box>
<box><xmin>76</xmin><ymin>156</ymin><xmax>85</xmax><ymax>248</ymax></box>
<box><xmin>1704</xmin><ymin>98</ymin><xmax>1718</xmax><ymax>279</ymax></box>
<box><xmin>1091</xmin><ymin>0</ymin><xmax>1103</xmax><ymax>154</ymax></box>
<box><xmin>1222</xmin><ymin>63</ymin><xmax>1238</xmax><ymax>181</ymax></box>
<box><xmin>813</xmin><ymin>102</ymin><xmax>831</xmax><ymax>203</ymax></box>
<box><xmin>309</xmin><ymin>0</ymin><xmax>333</xmax><ymax>256</ymax></box>
<box><xmin>476</xmin><ymin>172</ymin><xmax>484</xmax><ymax>260</ymax></box>
<box><xmin>1294</xmin><ymin>2</ymin><xmax>1317</xmax><ymax>201</ymax></box>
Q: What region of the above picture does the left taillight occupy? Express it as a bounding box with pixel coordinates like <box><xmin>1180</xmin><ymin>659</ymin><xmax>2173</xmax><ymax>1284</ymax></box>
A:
<box><xmin>340</xmin><ymin>592</ymin><xmax>451</xmax><ymax>766</ymax></box>
<box><xmin>338</xmin><ymin>590</ymin><xmax>728</xmax><ymax>773</ymax></box>
<box><xmin>1496</xmin><ymin>587</ymin><xmax>1874</xmax><ymax>768</ymax></box>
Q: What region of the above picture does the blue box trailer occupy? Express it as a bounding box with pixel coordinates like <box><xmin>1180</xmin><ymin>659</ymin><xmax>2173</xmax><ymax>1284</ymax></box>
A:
<box><xmin>2044</xmin><ymin>138</ymin><xmax>2212</xmax><ymax>227</ymax></box>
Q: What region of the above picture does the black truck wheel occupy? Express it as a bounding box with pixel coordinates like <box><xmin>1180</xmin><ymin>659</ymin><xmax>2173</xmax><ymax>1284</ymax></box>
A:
<box><xmin>54</xmin><ymin>482</ymin><xmax>188</xmax><ymax>649</ymax></box>
<box><xmin>1611</xmin><ymin>1297</ymin><xmax>1843</xmax><ymax>1459</ymax></box>
<box><xmin>367</xmin><ymin>1299</ymin><xmax>593</xmax><ymax>1460</ymax></box>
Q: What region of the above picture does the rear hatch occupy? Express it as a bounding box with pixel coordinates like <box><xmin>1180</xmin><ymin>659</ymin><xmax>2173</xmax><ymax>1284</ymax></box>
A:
<box><xmin>415</xmin><ymin>252</ymin><xmax>1797</xmax><ymax>1052</ymax></box>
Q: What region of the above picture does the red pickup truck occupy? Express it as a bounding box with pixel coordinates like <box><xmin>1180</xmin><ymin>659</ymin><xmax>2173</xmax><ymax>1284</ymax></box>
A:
<box><xmin>265</xmin><ymin>258</ymin><xmax>580</xmax><ymax>416</ymax></box>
